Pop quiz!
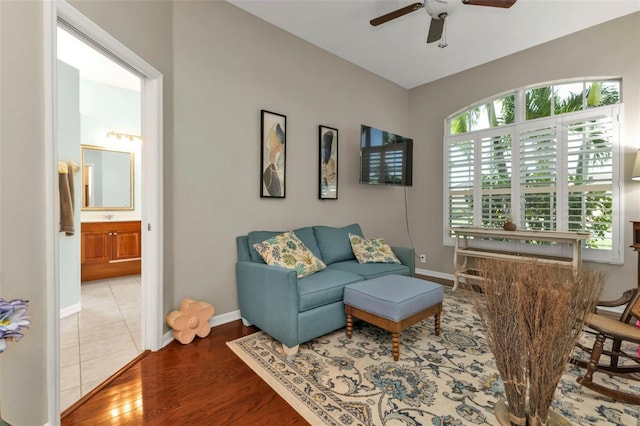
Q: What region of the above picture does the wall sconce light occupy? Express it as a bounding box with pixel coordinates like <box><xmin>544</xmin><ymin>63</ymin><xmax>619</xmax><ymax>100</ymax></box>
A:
<box><xmin>106</xmin><ymin>131</ymin><xmax>141</xmax><ymax>142</ymax></box>
<box><xmin>633</xmin><ymin>150</ymin><xmax>640</xmax><ymax>181</ymax></box>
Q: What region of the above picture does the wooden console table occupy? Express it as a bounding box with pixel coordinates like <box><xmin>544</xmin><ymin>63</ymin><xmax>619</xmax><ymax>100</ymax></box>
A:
<box><xmin>449</xmin><ymin>227</ymin><xmax>590</xmax><ymax>290</ymax></box>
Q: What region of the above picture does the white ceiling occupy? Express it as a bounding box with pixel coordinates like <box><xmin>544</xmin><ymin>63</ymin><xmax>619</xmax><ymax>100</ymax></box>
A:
<box><xmin>228</xmin><ymin>0</ymin><xmax>640</xmax><ymax>89</ymax></box>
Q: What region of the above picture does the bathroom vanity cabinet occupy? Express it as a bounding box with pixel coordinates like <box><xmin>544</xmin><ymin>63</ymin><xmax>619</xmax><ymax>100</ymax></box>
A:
<box><xmin>81</xmin><ymin>220</ymin><xmax>141</xmax><ymax>282</ymax></box>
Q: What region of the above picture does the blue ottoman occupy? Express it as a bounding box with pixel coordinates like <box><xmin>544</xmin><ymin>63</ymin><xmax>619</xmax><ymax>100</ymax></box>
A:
<box><xmin>344</xmin><ymin>275</ymin><xmax>443</xmax><ymax>361</ymax></box>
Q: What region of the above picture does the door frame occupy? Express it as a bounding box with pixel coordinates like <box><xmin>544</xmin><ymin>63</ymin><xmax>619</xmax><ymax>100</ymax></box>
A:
<box><xmin>45</xmin><ymin>0</ymin><xmax>164</xmax><ymax>420</ymax></box>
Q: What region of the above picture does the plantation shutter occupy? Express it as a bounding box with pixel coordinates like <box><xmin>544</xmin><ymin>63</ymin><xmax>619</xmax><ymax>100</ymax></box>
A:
<box><xmin>480</xmin><ymin>133</ymin><xmax>512</xmax><ymax>229</ymax></box>
<box><xmin>566</xmin><ymin>113</ymin><xmax>614</xmax><ymax>250</ymax></box>
<box><xmin>519</xmin><ymin>124</ymin><xmax>558</xmax><ymax>231</ymax></box>
<box><xmin>447</xmin><ymin>139</ymin><xmax>475</xmax><ymax>229</ymax></box>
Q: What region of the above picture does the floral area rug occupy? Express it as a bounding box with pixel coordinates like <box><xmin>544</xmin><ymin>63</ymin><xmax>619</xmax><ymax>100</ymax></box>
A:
<box><xmin>227</xmin><ymin>288</ymin><xmax>640</xmax><ymax>425</ymax></box>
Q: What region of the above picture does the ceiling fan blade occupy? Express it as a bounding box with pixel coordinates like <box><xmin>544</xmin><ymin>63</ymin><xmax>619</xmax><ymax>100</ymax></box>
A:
<box><xmin>462</xmin><ymin>0</ymin><xmax>517</xmax><ymax>8</ymax></box>
<box><xmin>426</xmin><ymin>14</ymin><xmax>445</xmax><ymax>43</ymax></box>
<box><xmin>370</xmin><ymin>2</ymin><xmax>424</xmax><ymax>26</ymax></box>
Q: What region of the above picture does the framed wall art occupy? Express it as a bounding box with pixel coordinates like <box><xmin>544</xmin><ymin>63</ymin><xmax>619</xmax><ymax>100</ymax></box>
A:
<box><xmin>319</xmin><ymin>125</ymin><xmax>338</xmax><ymax>200</ymax></box>
<box><xmin>260</xmin><ymin>110</ymin><xmax>286</xmax><ymax>198</ymax></box>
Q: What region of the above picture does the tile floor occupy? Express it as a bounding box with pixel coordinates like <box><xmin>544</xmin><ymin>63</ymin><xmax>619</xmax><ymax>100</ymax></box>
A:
<box><xmin>60</xmin><ymin>275</ymin><xmax>143</xmax><ymax>412</ymax></box>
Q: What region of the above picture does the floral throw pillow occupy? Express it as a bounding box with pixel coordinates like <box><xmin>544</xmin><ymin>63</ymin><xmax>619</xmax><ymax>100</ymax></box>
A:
<box><xmin>349</xmin><ymin>233</ymin><xmax>401</xmax><ymax>264</ymax></box>
<box><xmin>253</xmin><ymin>231</ymin><xmax>327</xmax><ymax>278</ymax></box>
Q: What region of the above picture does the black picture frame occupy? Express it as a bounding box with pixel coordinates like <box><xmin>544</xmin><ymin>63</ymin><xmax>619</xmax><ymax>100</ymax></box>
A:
<box><xmin>319</xmin><ymin>125</ymin><xmax>338</xmax><ymax>200</ymax></box>
<box><xmin>260</xmin><ymin>110</ymin><xmax>286</xmax><ymax>198</ymax></box>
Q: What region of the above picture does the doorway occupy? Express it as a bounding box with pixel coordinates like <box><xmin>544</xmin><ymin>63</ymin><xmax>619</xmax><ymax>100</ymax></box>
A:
<box><xmin>57</xmin><ymin>24</ymin><xmax>144</xmax><ymax>410</ymax></box>
<box><xmin>49</xmin><ymin>1</ymin><xmax>164</xmax><ymax>419</ymax></box>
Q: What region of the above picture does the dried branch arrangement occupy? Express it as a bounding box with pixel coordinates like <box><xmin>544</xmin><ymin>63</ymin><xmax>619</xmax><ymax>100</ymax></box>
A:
<box><xmin>460</xmin><ymin>259</ymin><xmax>604</xmax><ymax>426</ymax></box>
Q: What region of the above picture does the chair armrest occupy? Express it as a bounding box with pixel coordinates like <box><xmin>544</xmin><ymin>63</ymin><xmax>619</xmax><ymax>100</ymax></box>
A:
<box><xmin>597</xmin><ymin>289</ymin><xmax>636</xmax><ymax>308</ymax></box>
<box><xmin>391</xmin><ymin>246</ymin><xmax>415</xmax><ymax>277</ymax></box>
<box><xmin>235</xmin><ymin>261</ymin><xmax>300</xmax><ymax>346</ymax></box>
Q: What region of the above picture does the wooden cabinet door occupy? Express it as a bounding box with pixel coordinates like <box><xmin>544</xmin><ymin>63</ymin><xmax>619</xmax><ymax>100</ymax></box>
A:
<box><xmin>81</xmin><ymin>221</ymin><xmax>142</xmax><ymax>281</ymax></box>
<box><xmin>112</xmin><ymin>228</ymin><xmax>141</xmax><ymax>261</ymax></box>
<box><xmin>81</xmin><ymin>231</ymin><xmax>111</xmax><ymax>264</ymax></box>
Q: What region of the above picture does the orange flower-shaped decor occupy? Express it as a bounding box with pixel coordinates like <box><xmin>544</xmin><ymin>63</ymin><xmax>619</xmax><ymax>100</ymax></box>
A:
<box><xmin>166</xmin><ymin>298</ymin><xmax>215</xmax><ymax>344</ymax></box>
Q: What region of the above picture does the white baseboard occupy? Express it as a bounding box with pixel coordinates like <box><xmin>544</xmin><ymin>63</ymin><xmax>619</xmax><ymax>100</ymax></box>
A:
<box><xmin>210</xmin><ymin>309</ymin><xmax>241</xmax><ymax>327</ymax></box>
<box><xmin>161</xmin><ymin>309</ymin><xmax>242</xmax><ymax>349</ymax></box>
<box><xmin>161</xmin><ymin>330</ymin><xmax>174</xmax><ymax>348</ymax></box>
<box><xmin>416</xmin><ymin>268</ymin><xmax>454</xmax><ymax>282</ymax></box>
<box><xmin>415</xmin><ymin>270</ymin><xmax>628</xmax><ymax>317</ymax></box>
<box><xmin>60</xmin><ymin>302</ymin><xmax>80</xmax><ymax>319</ymax></box>
<box><xmin>158</xmin><ymin>272</ymin><xmax>455</xmax><ymax>348</ymax></box>
<box><xmin>157</xmin><ymin>271</ymin><xmax>455</xmax><ymax>349</ymax></box>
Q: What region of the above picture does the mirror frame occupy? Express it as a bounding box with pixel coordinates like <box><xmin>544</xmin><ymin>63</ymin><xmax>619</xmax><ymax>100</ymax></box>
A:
<box><xmin>81</xmin><ymin>144</ymin><xmax>134</xmax><ymax>211</ymax></box>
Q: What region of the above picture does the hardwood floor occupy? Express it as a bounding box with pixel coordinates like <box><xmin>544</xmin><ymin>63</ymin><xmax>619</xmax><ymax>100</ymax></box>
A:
<box><xmin>61</xmin><ymin>321</ymin><xmax>307</xmax><ymax>425</ymax></box>
<box><xmin>62</xmin><ymin>276</ymin><xmax>453</xmax><ymax>425</ymax></box>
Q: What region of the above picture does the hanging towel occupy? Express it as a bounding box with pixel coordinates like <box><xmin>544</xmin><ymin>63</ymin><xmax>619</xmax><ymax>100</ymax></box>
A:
<box><xmin>59</xmin><ymin>162</ymin><xmax>75</xmax><ymax>236</ymax></box>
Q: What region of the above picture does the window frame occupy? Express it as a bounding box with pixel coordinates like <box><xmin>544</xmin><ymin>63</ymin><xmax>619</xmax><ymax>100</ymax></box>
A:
<box><xmin>443</xmin><ymin>89</ymin><xmax>623</xmax><ymax>264</ymax></box>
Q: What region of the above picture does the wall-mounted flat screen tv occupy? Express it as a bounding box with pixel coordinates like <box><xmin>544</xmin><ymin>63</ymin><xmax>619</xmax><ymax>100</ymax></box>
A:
<box><xmin>360</xmin><ymin>125</ymin><xmax>413</xmax><ymax>186</ymax></box>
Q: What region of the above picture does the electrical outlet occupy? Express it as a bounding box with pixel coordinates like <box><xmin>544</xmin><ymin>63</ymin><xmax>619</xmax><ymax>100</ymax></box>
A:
<box><xmin>419</xmin><ymin>254</ymin><xmax>426</xmax><ymax>263</ymax></box>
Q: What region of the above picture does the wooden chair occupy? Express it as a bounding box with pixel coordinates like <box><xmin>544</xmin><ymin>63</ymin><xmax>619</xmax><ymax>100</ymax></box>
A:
<box><xmin>573</xmin><ymin>288</ymin><xmax>640</xmax><ymax>404</ymax></box>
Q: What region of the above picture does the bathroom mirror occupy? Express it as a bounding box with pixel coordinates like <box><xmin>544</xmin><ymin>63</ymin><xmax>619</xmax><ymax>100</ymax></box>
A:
<box><xmin>81</xmin><ymin>145</ymin><xmax>134</xmax><ymax>210</ymax></box>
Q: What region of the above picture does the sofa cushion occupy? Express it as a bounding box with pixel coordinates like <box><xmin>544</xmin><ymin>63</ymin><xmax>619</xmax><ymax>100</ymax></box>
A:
<box><xmin>328</xmin><ymin>260</ymin><xmax>410</xmax><ymax>280</ymax></box>
<box><xmin>248</xmin><ymin>227</ymin><xmax>321</xmax><ymax>264</ymax></box>
<box><xmin>313</xmin><ymin>223</ymin><xmax>363</xmax><ymax>265</ymax></box>
<box><xmin>297</xmin><ymin>268</ymin><xmax>363</xmax><ymax>312</ymax></box>
<box><xmin>349</xmin><ymin>233</ymin><xmax>401</xmax><ymax>264</ymax></box>
<box><xmin>253</xmin><ymin>231</ymin><xmax>327</xmax><ymax>278</ymax></box>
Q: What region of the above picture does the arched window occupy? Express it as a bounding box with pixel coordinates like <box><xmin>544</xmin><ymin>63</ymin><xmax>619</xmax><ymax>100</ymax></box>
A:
<box><xmin>444</xmin><ymin>79</ymin><xmax>622</xmax><ymax>263</ymax></box>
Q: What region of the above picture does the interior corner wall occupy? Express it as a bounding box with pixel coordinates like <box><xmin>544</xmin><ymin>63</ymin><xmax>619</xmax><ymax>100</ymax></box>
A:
<box><xmin>408</xmin><ymin>12</ymin><xmax>640</xmax><ymax>299</ymax></box>
<box><xmin>70</xmin><ymin>0</ymin><xmax>411</xmax><ymax>323</ymax></box>
<box><xmin>171</xmin><ymin>1</ymin><xmax>410</xmax><ymax>315</ymax></box>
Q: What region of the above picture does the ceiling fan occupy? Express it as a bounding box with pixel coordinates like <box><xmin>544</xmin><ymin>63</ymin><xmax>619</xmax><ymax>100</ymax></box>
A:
<box><xmin>370</xmin><ymin>0</ymin><xmax>517</xmax><ymax>46</ymax></box>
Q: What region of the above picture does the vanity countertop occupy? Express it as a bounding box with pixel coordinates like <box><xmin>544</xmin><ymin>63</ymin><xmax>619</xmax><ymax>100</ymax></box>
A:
<box><xmin>81</xmin><ymin>218</ymin><xmax>141</xmax><ymax>223</ymax></box>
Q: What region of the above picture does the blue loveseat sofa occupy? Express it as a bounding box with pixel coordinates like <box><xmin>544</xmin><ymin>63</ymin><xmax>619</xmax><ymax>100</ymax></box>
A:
<box><xmin>235</xmin><ymin>223</ymin><xmax>415</xmax><ymax>355</ymax></box>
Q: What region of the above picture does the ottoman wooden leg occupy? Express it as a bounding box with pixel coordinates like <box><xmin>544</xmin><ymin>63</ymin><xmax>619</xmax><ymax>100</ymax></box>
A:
<box><xmin>434</xmin><ymin>308</ymin><xmax>441</xmax><ymax>336</ymax></box>
<box><xmin>346</xmin><ymin>313</ymin><xmax>353</xmax><ymax>339</ymax></box>
<box><xmin>392</xmin><ymin>332</ymin><xmax>400</xmax><ymax>361</ymax></box>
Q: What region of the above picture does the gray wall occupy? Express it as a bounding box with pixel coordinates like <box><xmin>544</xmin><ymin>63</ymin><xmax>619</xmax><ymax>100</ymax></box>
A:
<box><xmin>72</xmin><ymin>0</ymin><xmax>411</xmax><ymax>319</ymax></box>
<box><xmin>408</xmin><ymin>12</ymin><xmax>640</xmax><ymax>299</ymax></box>
<box><xmin>0</xmin><ymin>1</ymin><xmax>48</xmax><ymax>424</ymax></box>
<box><xmin>170</xmin><ymin>1</ymin><xmax>411</xmax><ymax>312</ymax></box>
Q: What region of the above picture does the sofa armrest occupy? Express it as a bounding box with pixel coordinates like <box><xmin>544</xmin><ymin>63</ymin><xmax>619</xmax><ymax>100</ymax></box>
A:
<box><xmin>235</xmin><ymin>261</ymin><xmax>300</xmax><ymax>347</ymax></box>
<box><xmin>391</xmin><ymin>246</ymin><xmax>415</xmax><ymax>277</ymax></box>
